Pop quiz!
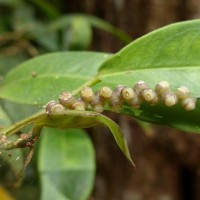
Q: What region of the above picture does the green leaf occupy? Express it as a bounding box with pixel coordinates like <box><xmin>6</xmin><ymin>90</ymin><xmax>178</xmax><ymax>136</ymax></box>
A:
<box><xmin>35</xmin><ymin>110</ymin><xmax>133</xmax><ymax>164</ymax></box>
<box><xmin>95</xmin><ymin>112</ymin><xmax>134</xmax><ymax>165</ymax></box>
<box><xmin>38</xmin><ymin>128</ymin><xmax>95</xmax><ymax>200</ymax></box>
<box><xmin>0</xmin><ymin>104</ymin><xmax>12</xmax><ymax>127</ymax></box>
<box><xmin>0</xmin><ymin>52</ymin><xmax>111</xmax><ymax>105</ymax></box>
<box><xmin>0</xmin><ymin>147</ymin><xmax>24</xmax><ymax>178</ymax></box>
<box><xmin>0</xmin><ymin>54</ymin><xmax>28</xmax><ymax>76</ymax></box>
<box><xmin>1</xmin><ymin>109</ymin><xmax>133</xmax><ymax>165</ymax></box>
<box><xmin>95</xmin><ymin>19</ymin><xmax>200</xmax><ymax>132</ymax></box>
<box><xmin>30</xmin><ymin>22</ymin><xmax>60</xmax><ymax>52</ymax></box>
<box><xmin>85</xmin><ymin>14</ymin><xmax>132</xmax><ymax>44</ymax></box>
<box><xmin>99</xmin><ymin>19</ymin><xmax>200</xmax><ymax>73</ymax></box>
<box><xmin>62</xmin><ymin>17</ymin><xmax>92</xmax><ymax>50</ymax></box>
<box><xmin>48</xmin><ymin>14</ymin><xmax>132</xmax><ymax>44</ymax></box>
<box><xmin>0</xmin><ymin>105</ymin><xmax>24</xmax><ymax>177</ymax></box>
<box><xmin>1</xmin><ymin>101</ymin><xmax>40</xmax><ymax>122</ymax></box>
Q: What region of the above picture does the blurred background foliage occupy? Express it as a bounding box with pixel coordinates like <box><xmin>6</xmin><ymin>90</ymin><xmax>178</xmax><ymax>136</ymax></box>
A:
<box><xmin>0</xmin><ymin>0</ymin><xmax>131</xmax><ymax>76</ymax></box>
<box><xmin>1</xmin><ymin>0</ymin><xmax>200</xmax><ymax>200</ymax></box>
<box><xmin>0</xmin><ymin>0</ymin><xmax>132</xmax><ymax>200</ymax></box>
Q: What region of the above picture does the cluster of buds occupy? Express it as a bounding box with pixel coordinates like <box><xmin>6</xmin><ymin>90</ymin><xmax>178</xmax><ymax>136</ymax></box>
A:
<box><xmin>45</xmin><ymin>81</ymin><xmax>197</xmax><ymax>114</ymax></box>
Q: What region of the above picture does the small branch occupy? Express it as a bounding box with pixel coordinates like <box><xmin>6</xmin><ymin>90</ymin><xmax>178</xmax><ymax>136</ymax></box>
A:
<box><xmin>0</xmin><ymin>127</ymin><xmax>42</xmax><ymax>150</ymax></box>
<box><xmin>13</xmin><ymin>146</ymin><xmax>35</xmax><ymax>187</ymax></box>
<box><xmin>0</xmin><ymin>39</ymin><xmax>39</xmax><ymax>57</ymax></box>
<box><xmin>18</xmin><ymin>147</ymin><xmax>34</xmax><ymax>179</ymax></box>
<box><xmin>24</xmin><ymin>41</ymin><xmax>39</xmax><ymax>57</ymax></box>
<box><xmin>72</xmin><ymin>76</ymin><xmax>101</xmax><ymax>95</ymax></box>
<box><xmin>0</xmin><ymin>110</ymin><xmax>45</xmax><ymax>136</ymax></box>
<box><xmin>0</xmin><ymin>32</ymin><xmax>22</xmax><ymax>44</ymax></box>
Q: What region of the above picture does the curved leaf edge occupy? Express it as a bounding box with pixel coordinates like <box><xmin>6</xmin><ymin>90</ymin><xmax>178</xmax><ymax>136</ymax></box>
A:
<box><xmin>0</xmin><ymin>110</ymin><xmax>134</xmax><ymax>166</ymax></box>
<box><xmin>99</xmin><ymin>19</ymin><xmax>200</xmax><ymax>73</ymax></box>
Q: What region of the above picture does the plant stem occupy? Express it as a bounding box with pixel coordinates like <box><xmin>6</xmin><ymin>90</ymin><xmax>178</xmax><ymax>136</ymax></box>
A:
<box><xmin>0</xmin><ymin>111</ymin><xmax>45</xmax><ymax>136</ymax></box>
<box><xmin>1</xmin><ymin>127</ymin><xmax>42</xmax><ymax>150</ymax></box>
<box><xmin>72</xmin><ymin>76</ymin><xmax>101</xmax><ymax>95</ymax></box>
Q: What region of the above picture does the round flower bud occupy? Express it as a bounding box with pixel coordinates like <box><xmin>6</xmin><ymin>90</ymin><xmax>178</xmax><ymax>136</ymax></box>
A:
<box><xmin>109</xmin><ymin>85</ymin><xmax>125</xmax><ymax>112</ymax></box>
<box><xmin>45</xmin><ymin>101</ymin><xmax>65</xmax><ymax>114</ymax></box>
<box><xmin>142</xmin><ymin>88</ymin><xmax>158</xmax><ymax>102</ymax></box>
<box><xmin>149</xmin><ymin>95</ymin><xmax>159</xmax><ymax>106</ymax></box>
<box><xmin>80</xmin><ymin>86</ymin><xmax>95</xmax><ymax>102</ymax></box>
<box><xmin>176</xmin><ymin>86</ymin><xmax>190</xmax><ymax>100</ymax></box>
<box><xmin>114</xmin><ymin>85</ymin><xmax>126</xmax><ymax>96</ymax></box>
<box><xmin>133</xmin><ymin>81</ymin><xmax>149</xmax><ymax>96</ymax></box>
<box><xmin>127</xmin><ymin>95</ymin><xmax>142</xmax><ymax>109</ymax></box>
<box><xmin>155</xmin><ymin>81</ymin><xmax>170</xmax><ymax>96</ymax></box>
<box><xmin>109</xmin><ymin>94</ymin><xmax>123</xmax><ymax>112</ymax></box>
<box><xmin>182</xmin><ymin>98</ymin><xmax>196</xmax><ymax>111</ymax></box>
<box><xmin>99</xmin><ymin>86</ymin><xmax>113</xmax><ymax>99</ymax></box>
<box><xmin>92</xmin><ymin>104</ymin><xmax>104</xmax><ymax>113</ymax></box>
<box><xmin>45</xmin><ymin>100</ymin><xmax>56</xmax><ymax>114</ymax></box>
<box><xmin>59</xmin><ymin>92</ymin><xmax>76</xmax><ymax>108</ymax></box>
<box><xmin>90</xmin><ymin>93</ymin><xmax>104</xmax><ymax>113</ymax></box>
<box><xmin>121</xmin><ymin>87</ymin><xmax>136</xmax><ymax>100</ymax></box>
<box><xmin>71</xmin><ymin>100</ymin><xmax>86</xmax><ymax>111</ymax></box>
<box><xmin>164</xmin><ymin>92</ymin><xmax>178</xmax><ymax>107</ymax></box>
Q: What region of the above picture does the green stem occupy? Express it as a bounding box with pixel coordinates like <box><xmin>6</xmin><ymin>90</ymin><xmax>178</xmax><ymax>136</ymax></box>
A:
<box><xmin>72</xmin><ymin>76</ymin><xmax>101</xmax><ymax>95</ymax></box>
<box><xmin>0</xmin><ymin>76</ymin><xmax>100</xmax><ymax>136</ymax></box>
<box><xmin>2</xmin><ymin>127</ymin><xmax>42</xmax><ymax>150</ymax></box>
<box><xmin>0</xmin><ymin>110</ymin><xmax>45</xmax><ymax>136</ymax></box>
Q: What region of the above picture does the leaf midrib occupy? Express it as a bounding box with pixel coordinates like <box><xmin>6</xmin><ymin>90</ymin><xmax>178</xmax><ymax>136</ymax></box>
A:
<box><xmin>99</xmin><ymin>65</ymin><xmax>200</xmax><ymax>78</ymax></box>
<box><xmin>2</xmin><ymin>74</ymin><xmax>90</xmax><ymax>85</ymax></box>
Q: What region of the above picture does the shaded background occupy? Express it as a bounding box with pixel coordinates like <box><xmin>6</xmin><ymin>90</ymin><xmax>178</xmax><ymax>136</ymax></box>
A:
<box><xmin>63</xmin><ymin>1</ymin><xmax>200</xmax><ymax>200</ymax></box>
<box><xmin>1</xmin><ymin>0</ymin><xmax>200</xmax><ymax>200</ymax></box>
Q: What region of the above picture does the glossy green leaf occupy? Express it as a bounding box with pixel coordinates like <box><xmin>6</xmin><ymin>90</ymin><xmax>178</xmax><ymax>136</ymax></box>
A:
<box><xmin>99</xmin><ymin>19</ymin><xmax>200</xmax><ymax>73</ymax></box>
<box><xmin>38</xmin><ymin>128</ymin><xmax>95</xmax><ymax>200</ymax></box>
<box><xmin>95</xmin><ymin>19</ymin><xmax>200</xmax><ymax>132</ymax></box>
<box><xmin>0</xmin><ymin>52</ymin><xmax>111</xmax><ymax>105</ymax></box>
<box><xmin>1</xmin><ymin>109</ymin><xmax>133</xmax><ymax>165</ymax></box>
<box><xmin>34</xmin><ymin>110</ymin><xmax>133</xmax><ymax>165</ymax></box>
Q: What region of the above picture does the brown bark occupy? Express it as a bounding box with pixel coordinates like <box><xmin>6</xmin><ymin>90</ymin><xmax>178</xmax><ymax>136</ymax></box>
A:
<box><xmin>65</xmin><ymin>1</ymin><xmax>200</xmax><ymax>199</ymax></box>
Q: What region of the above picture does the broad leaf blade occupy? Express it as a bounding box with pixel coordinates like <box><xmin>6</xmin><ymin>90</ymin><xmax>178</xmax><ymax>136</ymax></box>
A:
<box><xmin>99</xmin><ymin>19</ymin><xmax>200</xmax><ymax>73</ymax></box>
<box><xmin>38</xmin><ymin>128</ymin><xmax>95</xmax><ymax>200</ymax></box>
<box><xmin>0</xmin><ymin>52</ymin><xmax>111</xmax><ymax>105</ymax></box>
<box><xmin>1</xmin><ymin>109</ymin><xmax>133</xmax><ymax>165</ymax></box>
<box><xmin>96</xmin><ymin>113</ymin><xmax>134</xmax><ymax>165</ymax></box>
<box><xmin>95</xmin><ymin>20</ymin><xmax>200</xmax><ymax>132</ymax></box>
<box><xmin>35</xmin><ymin>110</ymin><xmax>134</xmax><ymax>165</ymax></box>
